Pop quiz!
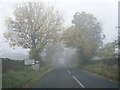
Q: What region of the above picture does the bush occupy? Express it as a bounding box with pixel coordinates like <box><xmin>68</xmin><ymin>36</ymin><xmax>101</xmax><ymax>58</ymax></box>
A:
<box><xmin>2</xmin><ymin>70</ymin><xmax>37</xmax><ymax>88</ymax></box>
<box><xmin>83</xmin><ymin>63</ymin><xmax>118</xmax><ymax>82</ymax></box>
<box><xmin>2</xmin><ymin>58</ymin><xmax>26</xmax><ymax>73</ymax></box>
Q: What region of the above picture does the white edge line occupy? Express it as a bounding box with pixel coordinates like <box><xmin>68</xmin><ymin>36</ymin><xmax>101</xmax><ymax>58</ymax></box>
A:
<box><xmin>72</xmin><ymin>76</ymin><xmax>85</xmax><ymax>88</ymax></box>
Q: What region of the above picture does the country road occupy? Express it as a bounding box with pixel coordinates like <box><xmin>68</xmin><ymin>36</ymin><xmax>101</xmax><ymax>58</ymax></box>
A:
<box><xmin>32</xmin><ymin>65</ymin><xmax>118</xmax><ymax>88</ymax></box>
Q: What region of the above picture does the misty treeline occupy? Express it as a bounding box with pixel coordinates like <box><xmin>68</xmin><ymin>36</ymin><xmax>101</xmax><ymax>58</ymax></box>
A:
<box><xmin>63</xmin><ymin>12</ymin><xmax>118</xmax><ymax>67</ymax></box>
<box><xmin>4</xmin><ymin>2</ymin><xmax>118</xmax><ymax>67</ymax></box>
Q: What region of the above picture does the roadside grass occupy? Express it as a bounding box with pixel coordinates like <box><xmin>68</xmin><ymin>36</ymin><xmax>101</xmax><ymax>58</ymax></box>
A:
<box><xmin>2</xmin><ymin>65</ymin><xmax>53</xmax><ymax>88</ymax></box>
<box><xmin>22</xmin><ymin>67</ymin><xmax>53</xmax><ymax>88</ymax></box>
<box><xmin>83</xmin><ymin>63</ymin><xmax>118</xmax><ymax>82</ymax></box>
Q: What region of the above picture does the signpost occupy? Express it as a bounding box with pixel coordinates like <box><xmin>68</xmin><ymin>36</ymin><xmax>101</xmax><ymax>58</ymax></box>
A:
<box><xmin>25</xmin><ymin>59</ymin><xmax>35</xmax><ymax>65</ymax></box>
<box><xmin>24</xmin><ymin>59</ymin><xmax>40</xmax><ymax>71</ymax></box>
<box><xmin>34</xmin><ymin>61</ymin><xmax>40</xmax><ymax>71</ymax></box>
<box><xmin>24</xmin><ymin>59</ymin><xmax>35</xmax><ymax>69</ymax></box>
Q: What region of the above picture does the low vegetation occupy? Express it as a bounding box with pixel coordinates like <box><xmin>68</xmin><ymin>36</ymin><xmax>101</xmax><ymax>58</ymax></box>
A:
<box><xmin>2</xmin><ymin>64</ymin><xmax>53</xmax><ymax>88</ymax></box>
<box><xmin>2</xmin><ymin>58</ymin><xmax>25</xmax><ymax>73</ymax></box>
<box><xmin>83</xmin><ymin>63</ymin><xmax>118</xmax><ymax>82</ymax></box>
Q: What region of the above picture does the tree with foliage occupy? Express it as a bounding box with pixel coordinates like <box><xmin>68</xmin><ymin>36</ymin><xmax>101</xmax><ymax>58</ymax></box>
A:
<box><xmin>63</xmin><ymin>12</ymin><xmax>104</xmax><ymax>65</ymax></box>
<box><xmin>97</xmin><ymin>42</ymin><xmax>117</xmax><ymax>66</ymax></box>
<box><xmin>4</xmin><ymin>2</ymin><xmax>64</xmax><ymax>62</ymax></box>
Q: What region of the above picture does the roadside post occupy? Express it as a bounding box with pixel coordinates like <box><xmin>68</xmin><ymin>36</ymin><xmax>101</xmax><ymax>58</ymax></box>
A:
<box><xmin>34</xmin><ymin>61</ymin><xmax>40</xmax><ymax>71</ymax></box>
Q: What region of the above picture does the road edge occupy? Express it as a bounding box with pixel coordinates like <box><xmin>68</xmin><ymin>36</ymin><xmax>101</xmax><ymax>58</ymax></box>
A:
<box><xmin>22</xmin><ymin>67</ymin><xmax>53</xmax><ymax>88</ymax></box>
<box><xmin>72</xmin><ymin>66</ymin><xmax>119</xmax><ymax>84</ymax></box>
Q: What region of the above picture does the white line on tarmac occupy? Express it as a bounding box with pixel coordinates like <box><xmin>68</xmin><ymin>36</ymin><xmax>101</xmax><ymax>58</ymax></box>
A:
<box><xmin>72</xmin><ymin>75</ymin><xmax>85</xmax><ymax>88</ymax></box>
<box><xmin>68</xmin><ymin>70</ymin><xmax>71</xmax><ymax>74</ymax></box>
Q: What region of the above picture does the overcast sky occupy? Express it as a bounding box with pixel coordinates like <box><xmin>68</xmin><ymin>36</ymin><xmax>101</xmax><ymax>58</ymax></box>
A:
<box><xmin>0</xmin><ymin>0</ymin><xmax>119</xmax><ymax>59</ymax></box>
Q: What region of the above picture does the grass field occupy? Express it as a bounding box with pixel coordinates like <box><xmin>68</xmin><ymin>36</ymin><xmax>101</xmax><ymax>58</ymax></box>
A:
<box><xmin>83</xmin><ymin>63</ymin><xmax>118</xmax><ymax>82</ymax></box>
<box><xmin>2</xmin><ymin>65</ymin><xmax>53</xmax><ymax>88</ymax></box>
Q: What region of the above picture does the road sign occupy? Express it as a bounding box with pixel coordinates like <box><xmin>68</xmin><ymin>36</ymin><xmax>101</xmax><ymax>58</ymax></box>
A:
<box><xmin>25</xmin><ymin>59</ymin><xmax>35</xmax><ymax>65</ymax></box>
<box><xmin>34</xmin><ymin>63</ymin><xmax>40</xmax><ymax>71</ymax></box>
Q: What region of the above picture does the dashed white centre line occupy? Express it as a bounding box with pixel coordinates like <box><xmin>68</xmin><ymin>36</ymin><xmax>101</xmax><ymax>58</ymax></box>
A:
<box><xmin>67</xmin><ymin>70</ymin><xmax>85</xmax><ymax>88</ymax></box>
<box><xmin>68</xmin><ymin>70</ymin><xmax>71</xmax><ymax>74</ymax></box>
<box><xmin>72</xmin><ymin>76</ymin><xmax>85</xmax><ymax>88</ymax></box>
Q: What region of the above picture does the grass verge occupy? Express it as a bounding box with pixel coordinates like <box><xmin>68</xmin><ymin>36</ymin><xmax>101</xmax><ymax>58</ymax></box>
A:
<box><xmin>22</xmin><ymin>67</ymin><xmax>53</xmax><ymax>88</ymax></box>
<box><xmin>82</xmin><ymin>63</ymin><xmax>118</xmax><ymax>83</ymax></box>
<box><xmin>2</xmin><ymin>65</ymin><xmax>53</xmax><ymax>88</ymax></box>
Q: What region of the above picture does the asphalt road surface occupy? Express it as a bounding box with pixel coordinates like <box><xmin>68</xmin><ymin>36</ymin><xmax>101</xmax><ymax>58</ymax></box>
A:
<box><xmin>32</xmin><ymin>65</ymin><xmax>118</xmax><ymax>88</ymax></box>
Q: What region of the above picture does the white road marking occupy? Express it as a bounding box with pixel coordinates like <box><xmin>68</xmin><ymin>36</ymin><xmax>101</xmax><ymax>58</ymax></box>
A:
<box><xmin>72</xmin><ymin>76</ymin><xmax>85</xmax><ymax>88</ymax></box>
<box><xmin>68</xmin><ymin>70</ymin><xmax>71</xmax><ymax>74</ymax></box>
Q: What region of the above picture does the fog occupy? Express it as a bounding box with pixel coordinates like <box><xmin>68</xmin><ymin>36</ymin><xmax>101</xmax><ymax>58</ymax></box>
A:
<box><xmin>40</xmin><ymin>42</ymin><xmax>76</xmax><ymax>67</ymax></box>
<box><xmin>1</xmin><ymin>1</ymin><xmax>119</xmax><ymax>89</ymax></box>
<box><xmin>54</xmin><ymin>48</ymin><xmax>76</xmax><ymax>67</ymax></box>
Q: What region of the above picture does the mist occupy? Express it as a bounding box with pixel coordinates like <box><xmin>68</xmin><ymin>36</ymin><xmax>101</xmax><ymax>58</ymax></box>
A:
<box><xmin>40</xmin><ymin>42</ymin><xmax>77</xmax><ymax>67</ymax></box>
<box><xmin>1</xmin><ymin>1</ymin><xmax>119</xmax><ymax>88</ymax></box>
